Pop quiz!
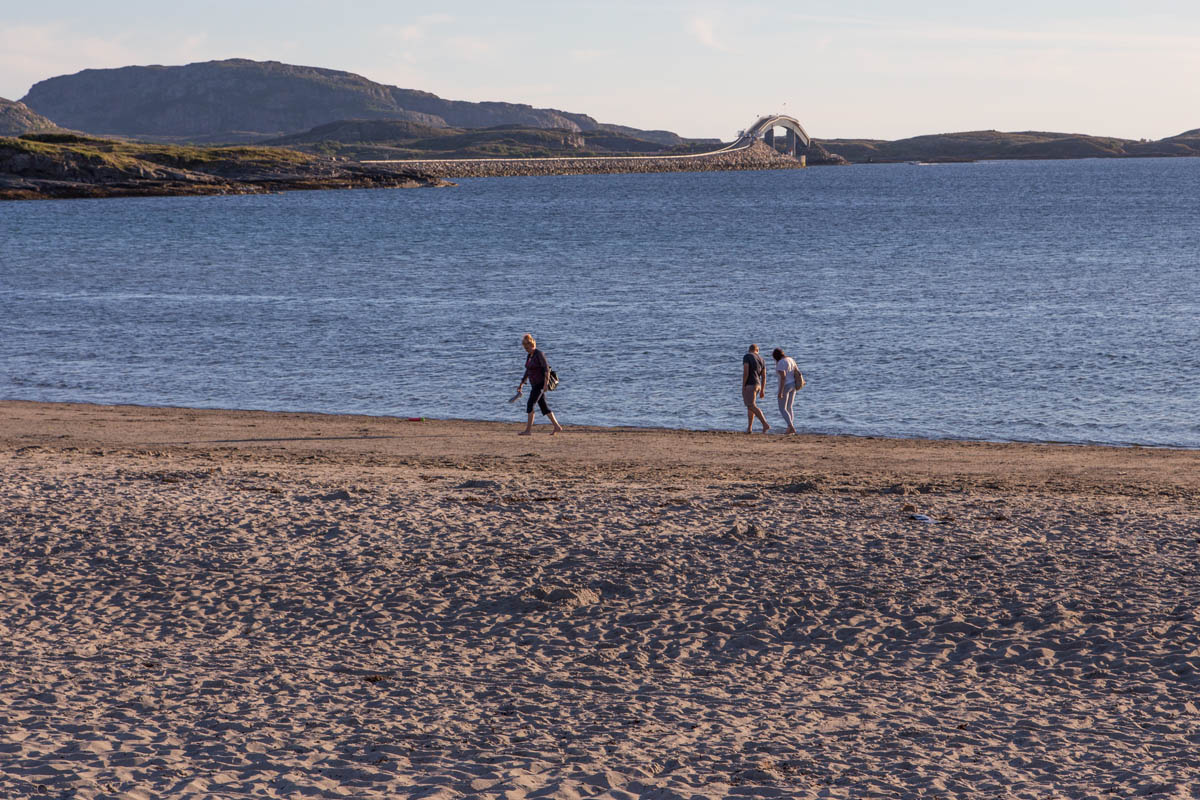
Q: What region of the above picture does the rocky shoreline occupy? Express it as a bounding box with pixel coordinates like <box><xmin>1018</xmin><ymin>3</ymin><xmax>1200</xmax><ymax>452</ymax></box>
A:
<box><xmin>0</xmin><ymin>135</ymin><xmax>447</xmax><ymax>201</ymax></box>
<box><xmin>0</xmin><ymin>170</ymin><xmax>447</xmax><ymax>201</ymax></box>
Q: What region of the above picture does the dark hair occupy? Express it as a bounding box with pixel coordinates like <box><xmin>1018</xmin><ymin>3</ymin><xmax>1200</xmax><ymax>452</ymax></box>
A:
<box><xmin>771</xmin><ymin>348</ymin><xmax>785</xmax><ymax>361</ymax></box>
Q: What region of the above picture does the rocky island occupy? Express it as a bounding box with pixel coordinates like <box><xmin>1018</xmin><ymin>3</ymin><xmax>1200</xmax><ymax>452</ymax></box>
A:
<box><xmin>0</xmin><ymin>133</ymin><xmax>446</xmax><ymax>201</ymax></box>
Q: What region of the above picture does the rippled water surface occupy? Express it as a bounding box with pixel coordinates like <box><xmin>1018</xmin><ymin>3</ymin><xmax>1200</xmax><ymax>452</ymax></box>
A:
<box><xmin>3</xmin><ymin>158</ymin><xmax>1199</xmax><ymax>446</ymax></box>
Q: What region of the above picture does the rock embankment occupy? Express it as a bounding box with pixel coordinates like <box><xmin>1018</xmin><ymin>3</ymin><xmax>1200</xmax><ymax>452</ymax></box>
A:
<box><xmin>375</xmin><ymin>140</ymin><xmax>819</xmax><ymax>178</ymax></box>
<box><xmin>0</xmin><ymin>134</ymin><xmax>447</xmax><ymax>200</ymax></box>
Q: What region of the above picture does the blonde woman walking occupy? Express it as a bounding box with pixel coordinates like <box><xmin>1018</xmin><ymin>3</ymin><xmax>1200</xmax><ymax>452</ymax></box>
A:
<box><xmin>514</xmin><ymin>333</ymin><xmax>563</xmax><ymax>435</ymax></box>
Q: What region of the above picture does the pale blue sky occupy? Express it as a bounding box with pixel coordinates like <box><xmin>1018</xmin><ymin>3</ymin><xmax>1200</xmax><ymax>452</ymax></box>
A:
<box><xmin>3</xmin><ymin>1</ymin><xmax>1198</xmax><ymax>141</ymax></box>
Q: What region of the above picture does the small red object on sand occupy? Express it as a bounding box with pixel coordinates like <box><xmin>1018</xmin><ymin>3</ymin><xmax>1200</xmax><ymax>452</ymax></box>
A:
<box><xmin>406</xmin><ymin>417</ymin><xmax>424</xmax><ymax>422</ymax></box>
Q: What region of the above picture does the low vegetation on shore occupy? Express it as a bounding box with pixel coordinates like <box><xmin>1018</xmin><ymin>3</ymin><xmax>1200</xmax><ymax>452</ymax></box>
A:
<box><xmin>0</xmin><ymin>133</ymin><xmax>445</xmax><ymax>200</ymax></box>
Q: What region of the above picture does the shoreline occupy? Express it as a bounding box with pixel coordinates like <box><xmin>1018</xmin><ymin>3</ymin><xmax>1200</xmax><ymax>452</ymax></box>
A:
<box><xmin>4</xmin><ymin>397</ymin><xmax>1197</xmax><ymax>453</ymax></box>
<box><xmin>4</xmin><ymin>399</ymin><xmax>1199</xmax><ymax>495</ymax></box>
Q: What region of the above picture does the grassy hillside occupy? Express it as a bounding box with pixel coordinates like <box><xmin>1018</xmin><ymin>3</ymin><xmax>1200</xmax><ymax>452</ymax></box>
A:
<box><xmin>264</xmin><ymin>120</ymin><xmax>719</xmax><ymax>160</ymax></box>
<box><xmin>3</xmin><ymin>133</ymin><xmax>315</xmax><ymax>175</ymax></box>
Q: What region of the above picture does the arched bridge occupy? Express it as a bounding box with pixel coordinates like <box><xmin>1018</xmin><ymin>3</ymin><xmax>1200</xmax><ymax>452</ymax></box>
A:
<box><xmin>362</xmin><ymin>113</ymin><xmax>812</xmax><ymax>168</ymax></box>
<box><xmin>738</xmin><ymin>114</ymin><xmax>810</xmax><ymax>155</ymax></box>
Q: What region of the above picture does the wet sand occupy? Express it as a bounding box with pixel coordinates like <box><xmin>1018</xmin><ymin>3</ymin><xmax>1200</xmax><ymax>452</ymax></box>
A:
<box><xmin>2</xmin><ymin>400</ymin><xmax>1198</xmax><ymax>799</ymax></box>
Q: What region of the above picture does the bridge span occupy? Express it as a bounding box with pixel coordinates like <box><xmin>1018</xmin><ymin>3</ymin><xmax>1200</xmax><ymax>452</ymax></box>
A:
<box><xmin>737</xmin><ymin>114</ymin><xmax>810</xmax><ymax>155</ymax></box>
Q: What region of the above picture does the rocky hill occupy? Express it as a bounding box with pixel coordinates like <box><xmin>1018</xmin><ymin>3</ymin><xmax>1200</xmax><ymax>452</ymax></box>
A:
<box><xmin>19</xmin><ymin>59</ymin><xmax>635</xmax><ymax>144</ymax></box>
<box><xmin>0</xmin><ymin>133</ymin><xmax>444</xmax><ymax>200</ymax></box>
<box><xmin>1132</xmin><ymin>128</ymin><xmax>1200</xmax><ymax>156</ymax></box>
<box><xmin>0</xmin><ymin>97</ymin><xmax>63</xmax><ymax>136</ymax></box>
<box><xmin>817</xmin><ymin>129</ymin><xmax>1200</xmax><ymax>162</ymax></box>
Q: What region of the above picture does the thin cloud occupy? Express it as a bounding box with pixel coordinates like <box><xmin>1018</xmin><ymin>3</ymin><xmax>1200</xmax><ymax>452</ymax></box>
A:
<box><xmin>446</xmin><ymin>35</ymin><xmax>496</xmax><ymax>61</ymax></box>
<box><xmin>898</xmin><ymin>24</ymin><xmax>1200</xmax><ymax>50</ymax></box>
<box><xmin>0</xmin><ymin>24</ymin><xmax>156</xmax><ymax>97</ymax></box>
<box><xmin>787</xmin><ymin>13</ymin><xmax>1200</xmax><ymax>51</ymax></box>
<box><xmin>688</xmin><ymin>17</ymin><xmax>730</xmax><ymax>52</ymax></box>
<box><xmin>392</xmin><ymin>14</ymin><xmax>453</xmax><ymax>43</ymax></box>
<box><xmin>0</xmin><ymin>27</ymin><xmax>294</xmax><ymax>101</ymax></box>
<box><xmin>569</xmin><ymin>49</ymin><xmax>610</xmax><ymax>63</ymax></box>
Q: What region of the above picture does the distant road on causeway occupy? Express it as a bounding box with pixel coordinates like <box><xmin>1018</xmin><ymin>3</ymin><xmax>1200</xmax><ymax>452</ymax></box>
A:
<box><xmin>360</xmin><ymin>114</ymin><xmax>814</xmax><ymax>177</ymax></box>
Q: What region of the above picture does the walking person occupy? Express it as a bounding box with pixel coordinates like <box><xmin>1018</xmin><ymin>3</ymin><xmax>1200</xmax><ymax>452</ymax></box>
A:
<box><xmin>741</xmin><ymin>343</ymin><xmax>770</xmax><ymax>434</ymax></box>
<box><xmin>514</xmin><ymin>333</ymin><xmax>563</xmax><ymax>436</ymax></box>
<box><xmin>772</xmin><ymin>347</ymin><xmax>804</xmax><ymax>435</ymax></box>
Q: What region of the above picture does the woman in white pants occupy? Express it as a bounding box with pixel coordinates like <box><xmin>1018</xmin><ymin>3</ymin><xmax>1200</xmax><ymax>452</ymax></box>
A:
<box><xmin>772</xmin><ymin>347</ymin><xmax>802</xmax><ymax>435</ymax></box>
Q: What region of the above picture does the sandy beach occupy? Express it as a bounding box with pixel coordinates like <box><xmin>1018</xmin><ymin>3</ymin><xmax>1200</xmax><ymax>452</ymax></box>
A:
<box><xmin>2</xmin><ymin>400</ymin><xmax>1198</xmax><ymax>799</ymax></box>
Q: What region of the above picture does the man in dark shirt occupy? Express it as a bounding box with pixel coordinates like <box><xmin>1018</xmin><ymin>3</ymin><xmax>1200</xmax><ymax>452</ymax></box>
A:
<box><xmin>741</xmin><ymin>343</ymin><xmax>770</xmax><ymax>434</ymax></box>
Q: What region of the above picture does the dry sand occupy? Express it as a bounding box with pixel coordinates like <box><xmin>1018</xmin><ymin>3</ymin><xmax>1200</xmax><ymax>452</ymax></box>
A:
<box><xmin>2</xmin><ymin>400</ymin><xmax>1199</xmax><ymax>799</ymax></box>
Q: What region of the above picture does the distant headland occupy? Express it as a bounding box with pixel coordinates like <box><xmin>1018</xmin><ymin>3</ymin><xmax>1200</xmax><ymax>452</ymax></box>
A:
<box><xmin>3</xmin><ymin>58</ymin><xmax>1199</xmax><ymax>198</ymax></box>
<box><xmin>820</xmin><ymin>128</ymin><xmax>1200</xmax><ymax>162</ymax></box>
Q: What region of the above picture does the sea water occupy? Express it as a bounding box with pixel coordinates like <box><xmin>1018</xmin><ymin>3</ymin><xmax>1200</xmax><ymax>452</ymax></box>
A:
<box><xmin>2</xmin><ymin>158</ymin><xmax>1198</xmax><ymax>446</ymax></box>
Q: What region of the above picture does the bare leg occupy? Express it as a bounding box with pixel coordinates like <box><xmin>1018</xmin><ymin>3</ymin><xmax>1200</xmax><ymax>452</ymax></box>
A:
<box><xmin>756</xmin><ymin>402</ymin><xmax>770</xmax><ymax>432</ymax></box>
<box><xmin>746</xmin><ymin>406</ymin><xmax>755</xmax><ymax>434</ymax></box>
<box><xmin>520</xmin><ymin>411</ymin><xmax>535</xmax><ymax>435</ymax></box>
<box><xmin>547</xmin><ymin>411</ymin><xmax>563</xmax><ymax>434</ymax></box>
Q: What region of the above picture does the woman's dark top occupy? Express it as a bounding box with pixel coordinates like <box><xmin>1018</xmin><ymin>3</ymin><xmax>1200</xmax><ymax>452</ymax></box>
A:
<box><xmin>743</xmin><ymin>352</ymin><xmax>765</xmax><ymax>386</ymax></box>
<box><xmin>523</xmin><ymin>348</ymin><xmax>549</xmax><ymax>387</ymax></box>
